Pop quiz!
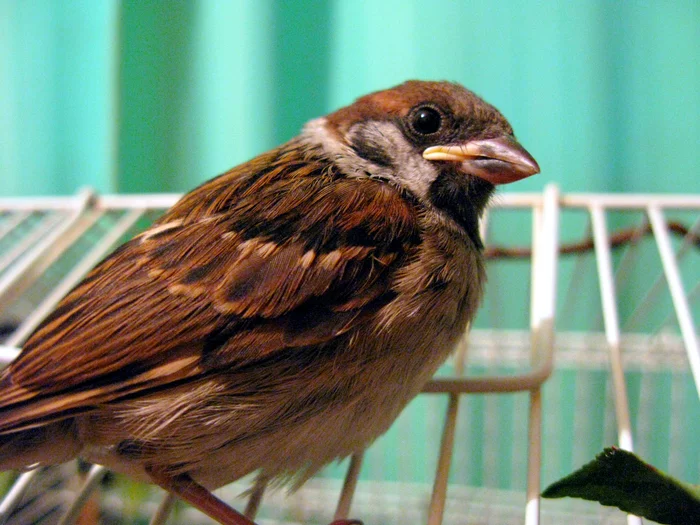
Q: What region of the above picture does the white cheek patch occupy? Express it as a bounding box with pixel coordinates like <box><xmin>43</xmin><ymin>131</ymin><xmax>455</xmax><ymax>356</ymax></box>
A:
<box><xmin>353</xmin><ymin>121</ymin><xmax>438</xmax><ymax>199</ymax></box>
<box><xmin>301</xmin><ymin>118</ymin><xmax>439</xmax><ymax>201</ymax></box>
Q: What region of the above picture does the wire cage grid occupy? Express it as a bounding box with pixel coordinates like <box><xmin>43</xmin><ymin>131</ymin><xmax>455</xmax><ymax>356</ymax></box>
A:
<box><xmin>0</xmin><ymin>185</ymin><xmax>698</xmax><ymax>525</ymax></box>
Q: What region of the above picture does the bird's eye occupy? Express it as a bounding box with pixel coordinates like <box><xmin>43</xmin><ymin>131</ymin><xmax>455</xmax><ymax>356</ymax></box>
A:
<box><xmin>410</xmin><ymin>106</ymin><xmax>442</xmax><ymax>135</ymax></box>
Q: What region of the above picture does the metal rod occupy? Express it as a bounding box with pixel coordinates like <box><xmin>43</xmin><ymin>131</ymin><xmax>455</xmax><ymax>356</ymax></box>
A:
<box><xmin>0</xmin><ymin>190</ymin><xmax>96</xmax><ymax>306</ymax></box>
<box><xmin>0</xmin><ymin>212</ymin><xmax>64</xmax><ymax>275</ymax></box>
<box><xmin>333</xmin><ymin>452</ymin><xmax>364</xmax><ymax>520</ymax></box>
<box><xmin>427</xmin><ymin>393</ymin><xmax>459</xmax><ymax>525</ymax></box>
<box><xmin>96</xmin><ymin>194</ymin><xmax>181</xmax><ymax>210</ymax></box>
<box><xmin>649</xmin><ymin>216</ymin><xmax>700</xmax><ymax>334</ymax></box>
<box><xmin>56</xmin><ymin>464</ymin><xmax>108</xmax><ymax>525</ymax></box>
<box><xmin>672</xmin><ymin>215</ymin><xmax>700</xmax><ymax>261</ymax></box>
<box><xmin>611</xmin><ymin>217</ymin><xmax>648</xmax><ymax>316</ymax></box>
<box><xmin>621</xmin><ymin>271</ymin><xmax>668</xmax><ymax>333</ymax></box>
<box><xmin>562</xmin><ymin>194</ymin><xmax>700</xmax><ymax>209</ymax></box>
<box><xmin>4</xmin><ymin>187</ymin><xmax>698</xmax><ymax>525</ymax></box>
<box><xmin>0</xmin><ymin>210</ymin><xmax>31</xmax><ymax>242</ymax></box>
<box><xmin>479</xmin><ymin>208</ymin><xmax>490</xmax><ymax>241</ymax></box>
<box><xmin>427</xmin><ymin>337</ymin><xmax>469</xmax><ymax>525</ymax></box>
<box><xmin>540</xmin><ymin>184</ymin><xmax>560</xmax><ymax>326</ymax></box>
<box><xmin>0</xmin><ymin>470</ymin><xmax>40</xmax><ymax>523</ymax></box>
<box><xmin>0</xmin><ymin>191</ymin><xmax>691</xmax><ymax>213</ymax></box>
<box><xmin>524</xmin><ymin>184</ymin><xmax>559</xmax><ymax>525</ymax></box>
<box><xmin>0</xmin><ymin>346</ymin><xmax>20</xmax><ymax>366</ymax></box>
<box><xmin>524</xmin><ymin>204</ymin><xmax>545</xmax><ymax>525</ymax></box>
<box><xmin>648</xmin><ymin>205</ymin><xmax>700</xmax><ymax>399</ymax></box>
<box><xmin>559</xmin><ymin>219</ymin><xmax>592</xmax><ymax>331</ymax></box>
<box><xmin>149</xmin><ymin>493</ymin><xmax>177</xmax><ymax>525</ymax></box>
<box><xmin>422</xmin><ymin>359</ymin><xmax>553</xmax><ymax>394</ymax></box>
<box><xmin>590</xmin><ymin>205</ymin><xmax>643</xmax><ymax>525</ymax></box>
<box><xmin>590</xmin><ymin>204</ymin><xmax>635</xmax><ymax>450</ymax></box>
<box><xmin>6</xmin><ymin>209</ymin><xmax>145</xmax><ymax>346</ymax></box>
<box><xmin>524</xmin><ymin>387</ymin><xmax>542</xmax><ymax>525</ymax></box>
<box><xmin>0</xmin><ymin>195</ymin><xmax>87</xmax><ymax>210</ymax></box>
<box><xmin>244</xmin><ymin>476</ymin><xmax>267</xmax><ymax>520</ymax></box>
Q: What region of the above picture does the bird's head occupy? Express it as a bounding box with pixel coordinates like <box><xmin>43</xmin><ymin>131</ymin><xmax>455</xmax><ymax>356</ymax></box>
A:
<box><xmin>302</xmin><ymin>80</ymin><xmax>539</xmax><ymax>246</ymax></box>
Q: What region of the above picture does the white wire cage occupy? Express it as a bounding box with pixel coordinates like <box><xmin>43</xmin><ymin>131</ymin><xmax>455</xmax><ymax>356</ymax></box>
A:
<box><xmin>0</xmin><ymin>186</ymin><xmax>698</xmax><ymax>525</ymax></box>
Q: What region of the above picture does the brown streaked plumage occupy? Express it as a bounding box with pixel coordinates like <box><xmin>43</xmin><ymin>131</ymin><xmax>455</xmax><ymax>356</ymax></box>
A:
<box><xmin>0</xmin><ymin>80</ymin><xmax>539</xmax><ymax>525</ymax></box>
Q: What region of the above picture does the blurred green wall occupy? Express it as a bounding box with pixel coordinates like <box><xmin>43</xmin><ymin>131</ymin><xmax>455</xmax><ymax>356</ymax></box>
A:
<box><xmin>0</xmin><ymin>0</ymin><xmax>698</xmax><ymax>499</ymax></box>
<box><xmin>1</xmin><ymin>0</ymin><xmax>699</xmax><ymax>196</ymax></box>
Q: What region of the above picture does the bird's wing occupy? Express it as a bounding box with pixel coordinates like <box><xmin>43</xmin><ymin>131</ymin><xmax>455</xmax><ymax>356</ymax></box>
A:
<box><xmin>0</xmin><ymin>150</ymin><xmax>420</xmax><ymax>433</ymax></box>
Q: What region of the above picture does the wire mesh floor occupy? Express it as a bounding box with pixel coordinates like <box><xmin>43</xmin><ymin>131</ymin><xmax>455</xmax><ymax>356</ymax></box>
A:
<box><xmin>0</xmin><ymin>186</ymin><xmax>698</xmax><ymax>525</ymax></box>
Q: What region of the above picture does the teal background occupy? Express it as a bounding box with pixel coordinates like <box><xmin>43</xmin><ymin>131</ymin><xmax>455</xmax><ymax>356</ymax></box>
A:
<box><xmin>0</xmin><ymin>0</ymin><xmax>698</xmax><ymax>513</ymax></box>
<box><xmin>1</xmin><ymin>0</ymin><xmax>699</xmax><ymax>196</ymax></box>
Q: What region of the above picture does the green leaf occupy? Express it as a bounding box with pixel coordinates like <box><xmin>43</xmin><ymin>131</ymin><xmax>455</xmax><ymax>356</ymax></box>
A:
<box><xmin>542</xmin><ymin>447</ymin><xmax>700</xmax><ymax>525</ymax></box>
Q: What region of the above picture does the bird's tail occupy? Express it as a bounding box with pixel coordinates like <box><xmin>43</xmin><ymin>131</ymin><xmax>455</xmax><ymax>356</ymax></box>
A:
<box><xmin>0</xmin><ymin>420</ymin><xmax>82</xmax><ymax>471</ymax></box>
<box><xmin>0</xmin><ymin>367</ymin><xmax>83</xmax><ymax>470</ymax></box>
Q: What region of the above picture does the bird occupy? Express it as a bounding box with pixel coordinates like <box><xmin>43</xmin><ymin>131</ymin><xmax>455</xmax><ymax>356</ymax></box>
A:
<box><xmin>0</xmin><ymin>80</ymin><xmax>539</xmax><ymax>525</ymax></box>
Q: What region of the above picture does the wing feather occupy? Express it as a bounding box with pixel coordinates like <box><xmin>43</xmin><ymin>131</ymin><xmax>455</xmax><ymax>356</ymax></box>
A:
<box><xmin>0</xmin><ymin>142</ymin><xmax>420</xmax><ymax>433</ymax></box>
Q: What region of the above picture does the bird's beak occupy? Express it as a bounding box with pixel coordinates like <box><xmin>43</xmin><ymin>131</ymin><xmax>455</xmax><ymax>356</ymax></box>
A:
<box><xmin>422</xmin><ymin>136</ymin><xmax>540</xmax><ymax>185</ymax></box>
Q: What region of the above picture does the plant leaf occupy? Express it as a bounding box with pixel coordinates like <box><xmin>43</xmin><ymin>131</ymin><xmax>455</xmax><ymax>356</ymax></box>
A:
<box><xmin>542</xmin><ymin>447</ymin><xmax>700</xmax><ymax>525</ymax></box>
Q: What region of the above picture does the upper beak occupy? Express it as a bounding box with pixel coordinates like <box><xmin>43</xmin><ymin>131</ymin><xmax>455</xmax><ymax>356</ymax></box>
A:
<box><xmin>422</xmin><ymin>135</ymin><xmax>540</xmax><ymax>185</ymax></box>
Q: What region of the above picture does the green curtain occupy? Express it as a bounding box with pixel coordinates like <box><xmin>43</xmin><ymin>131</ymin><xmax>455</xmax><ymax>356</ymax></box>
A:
<box><xmin>1</xmin><ymin>0</ymin><xmax>698</xmax><ymax>493</ymax></box>
<box><xmin>1</xmin><ymin>0</ymin><xmax>698</xmax><ymax>196</ymax></box>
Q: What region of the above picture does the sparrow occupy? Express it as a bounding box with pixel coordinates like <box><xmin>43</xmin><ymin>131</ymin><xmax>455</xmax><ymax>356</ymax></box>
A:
<box><xmin>0</xmin><ymin>81</ymin><xmax>539</xmax><ymax>525</ymax></box>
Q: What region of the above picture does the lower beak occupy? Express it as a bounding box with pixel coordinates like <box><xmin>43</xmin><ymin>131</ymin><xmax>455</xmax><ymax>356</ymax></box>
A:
<box><xmin>422</xmin><ymin>136</ymin><xmax>540</xmax><ymax>185</ymax></box>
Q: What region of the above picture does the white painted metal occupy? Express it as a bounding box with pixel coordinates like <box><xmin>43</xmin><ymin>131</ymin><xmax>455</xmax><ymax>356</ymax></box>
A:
<box><xmin>56</xmin><ymin>465</ymin><xmax>108</xmax><ymax>525</ymax></box>
<box><xmin>0</xmin><ymin>187</ymin><xmax>697</xmax><ymax>525</ymax></box>
<box><xmin>590</xmin><ymin>205</ymin><xmax>642</xmax><ymax>525</ymax></box>
<box><xmin>648</xmin><ymin>205</ymin><xmax>700</xmax><ymax>399</ymax></box>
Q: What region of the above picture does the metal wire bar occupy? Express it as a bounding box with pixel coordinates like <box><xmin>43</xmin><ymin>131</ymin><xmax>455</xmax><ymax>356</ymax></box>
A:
<box><xmin>562</xmin><ymin>193</ymin><xmax>700</xmax><ymax>209</ymax></box>
<box><xmin>56</xmin><ymin>464</ymin><xmax>108</xmax><ymax>525</ymax></box>
<box><xmin>0</xmin><ymin>346</ymin><xmax>20</xmax><ymax>366</ymax></box>
<box><xmin>333</xmin><ymin>453</ymin><xmax>364</xmax><ymax>521</ymax></box>
<box><xmin>149</xmin><ymin>493</ymin><xmax>177</xmax><ymax>525</ymax></box>
<box><xmin>524</xmin><ymin>206</ymin><xmax>545</xmax><ymax>525</ymax></box>
<box><xmin>0</xmin><ymin>211</ymin><xmax>31</xmax><ymax>242</ymax></box>
<box><xmin>688</xmin><ymin>281</ymin><xmax>700</xmax><ymax>305</ymax></box>
<box><xmin>558</xmin><ymin>217</ymin><xmax>594</xmax><ymax>331</ymax></box>
<box><xmin>621</xmin><ymin>259</ymin><xmax>670</xmax><ymax>334</ymax></box>
<box><xmin>93</xmin><ymin>191</ymin><xmax>547</xmax><ymax>212</ymax></box>
<box><xmin>5</xmin><ymin>209</ymin><xmax>145</xmax><ymax>347</ymax></box>
<box><xmin>524</xmin><ymin>387</ymin><xmax>543</xmax><ymax>525</ymax></box>
<box><xmin>2</xmin><ymin>188</ymin><xmax>698</xmax><ymax>525</ymax></box>
<box><xmin>422</xmin><ymin>354</ymin><xmax>554</xmax><ymax>393</ymax></box>
<box><xmin>427</xmin><ymin>393</ymin><xmax>459</xmax><ymax>525</ymax></box>
<box><xmin>654</xmin><ymin>217</ymin><xmax>700</xmax><ymax>333</ymax></box>
<box><xmin>422</xmin><ymin>367</ymin><xmax>553</xmax><ymax>394</ymax></box>
<box><xmin>620</xmin><ymin>214</ymin><xmax>698</xmax><ymax>334</ymax></box>
<box><xmin>1</xmin><ymin>490</ymin><xmax>65</xmax><ymax>525</ymax></box>
<box><xmin>0</xmin><ymin>196</ymin><xmax>87</xmax><ymax>211</ymax></box>
<box><xmin>427</xmin><ymin>336</ymin><xmax>469</xmax><ymax>525</ymax></box>
<box><xmin>610</xmin><ymin>216</ymin><xmax>648</xmax><ymax>307</ymax></box>
<box><xmin>532</xmin><ymin>185</ymin><xmax>559</xmax><ymax>331</ymax></box>
<box><xmin>0</xmin><ymin>470</ymin><xmax>40</xmax><ymax>524</ymax></box>
<box><xmin>96</xmin><ymin>194</ymin><xmax>181</xmax><ymax>210</ymax></box>
<box><xmin>0</xmin><ymin>190</ymin><xmax>691</xmax><ymax>214</ymax></box>
<box><xmin>479</xmin><ymin>208</ymin><xmax>491</xmax><ymax>241</ymax></box>
<box><xmin>0</xmin><ymin>190</ymin><xmax>96</xmax><ymax>306</ymax></box>
<box><xmin>524</xmin><ymin>184</ymin><xmax>559</xmax><ymax>525</ymax></box>
<box><xmin>590</xmin><ymin>204</ymin><xmax>635</xmax><ymax>451</ymax></box>
<box><xmin>0</xmin><ymin>212</ymin><xmax>64</xmax><ymax>275</ymax></box>
<box><xmin>672</xmin><ymin>215</ymin><xmax>700</xmax><ymax>260</ymax></box>
<box><xmin>648</xmin><ymin>205</ymin><xmax>700</xmax><ymax>399</ymax></box>
<box><xmin>590</xmin><ymin>204</ymin><xmax>642</xmax><ymax>525</ymax></box>
<box><xmin>244</xmin><ymin>475</ymin><xmax>267</xmax><ymax>520</ymax></box>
